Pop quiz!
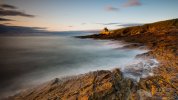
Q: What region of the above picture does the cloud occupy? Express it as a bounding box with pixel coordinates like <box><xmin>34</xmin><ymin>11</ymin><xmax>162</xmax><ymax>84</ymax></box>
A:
<box><xmin>95</xmin><ymin>22</ymin><xmax>143</xmax><ymax>27</ymax></box>
<box><xmin>0</xmin><ymin>24</ymin><xmax>47</xmax><ymax>35</ymax></box>
<box><xmin>0</xmin><ymin>18</ymin><xmax>14</xmax><ymax>21</ymax></box>
<box><xmin>123</xmin><ymin>0</ymin><xmax>141</xmax><ymax>7</ymax></box>
<box><xmin>105</xmin><ymin>6</ymin><xmax>119</xmax><ymax>11</ymax></box>
<box><xmin>68</xmin><ymin>26</ymin><xmax>73</xmax><ymax>27</ymax></box>
<box><xmin>81</xmin><ymin>23</ymin><xmax>86</xmax><ymax>25</ymax></box>
<box><xmin>0</xmin><ymin>4</ymin><xmax>35</xmax><ymax>17</ymax></box>
<box><xmin>0</xmin><ymin>10</ymin><xmax>35</xmax><ymax>17</ymax></box>
<box><xmin>117</xmin><ymin>23</ymin><xmax>143</xmax><ymax>27</ymax></box>
<box><xmin>103</xmin><ymin>23</ymin><xmax>120</xmax><ymax>25</ymax></box>
<box><xmin>95</xmin><ymin>22</ymin><xmax>121</xmax><ymax>25</ymax></box>
<box><xmin>0</xmin><ymin>4</ymin><xmax>17</xmax><ymax>9</ymax></box>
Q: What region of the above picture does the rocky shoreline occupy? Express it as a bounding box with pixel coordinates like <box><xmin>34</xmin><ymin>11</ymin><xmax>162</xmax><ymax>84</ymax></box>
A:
<box><xmin>9</xmin><ymin>68</ymin><xmax>177</xmax><ymax>100</ymax></box>
<box><xmin>77</xmin><ymin>18</ymin><xmax>178</xmax><ymax>99</ymax></box>
<box><xmin>8</xmin><ymin>19</ymin><xmax>178</xmax><ymax>99</ymax></box>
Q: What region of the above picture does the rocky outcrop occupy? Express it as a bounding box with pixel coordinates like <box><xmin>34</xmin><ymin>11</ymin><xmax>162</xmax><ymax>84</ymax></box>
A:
<box><xmin>100</xmin><ymin>27</ymin><xmax>112</xmax><ymax>35</ymax></box>
<box><xmin>77</xmin><ymin>18</ymin><xmax>178</xmax><ymax>99</ymax></box>
<box><xmin>9</xmin><ymin>68</ymin><xmax>178</xmax><ymax>100</ymax></box>
<box><xmin>9</xmin><ymin>69</ymin><xmax>134</xmax><ymax>100</ymax></box>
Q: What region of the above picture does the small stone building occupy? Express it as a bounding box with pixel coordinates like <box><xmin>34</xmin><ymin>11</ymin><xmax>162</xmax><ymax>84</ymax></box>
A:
<box><xmin>100</xmin><ymin>27</ymin><xmax>110</xmax><ymax>35</ymax></box>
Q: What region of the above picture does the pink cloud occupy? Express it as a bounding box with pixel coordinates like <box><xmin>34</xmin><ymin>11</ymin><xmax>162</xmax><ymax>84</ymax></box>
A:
<box><xmin>123</xmin><ymin>0</ymin><xmax>141</xmax><ymax>7</ymax></box>
<box><xmin>105</xmin><ymin>6</ymin><xmax>119</xmax><ymax>11</ymax></box>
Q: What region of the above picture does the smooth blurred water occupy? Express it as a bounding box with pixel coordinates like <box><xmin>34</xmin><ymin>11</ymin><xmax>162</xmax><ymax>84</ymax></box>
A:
<box><xmin>0</xmin><ymin>35</ymin><xmax>148</xmax><ymax>98</ymax></box>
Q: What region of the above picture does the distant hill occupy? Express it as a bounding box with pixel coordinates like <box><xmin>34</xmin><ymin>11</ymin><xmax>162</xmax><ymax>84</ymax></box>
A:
<box><xmin>110</xmin><ymin>18</ymin><xmax>178</xmax><ymax>37</ymax></box>
<box><xmin>79</xmin><ymin>18</ymin><xmax>178</xmax><ymax>39</ymax></box>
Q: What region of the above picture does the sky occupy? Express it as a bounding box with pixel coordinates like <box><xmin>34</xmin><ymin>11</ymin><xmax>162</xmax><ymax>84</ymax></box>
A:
<box><xmin>0</xmin><ymin>0</ymin><xmax>178</xmax><ymax>31</ymax></box>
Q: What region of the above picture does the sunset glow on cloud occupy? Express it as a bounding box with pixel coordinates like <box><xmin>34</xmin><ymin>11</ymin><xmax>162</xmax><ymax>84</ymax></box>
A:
<box><xmin>0</xmin><ymin>0</ymin><xmax>178</xmax><ymax>31</ymax></box>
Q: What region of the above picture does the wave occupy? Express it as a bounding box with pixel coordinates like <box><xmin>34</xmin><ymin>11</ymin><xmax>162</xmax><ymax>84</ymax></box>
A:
<box><xmin>122</xmin><ymin>59</ymin><xmax>159</xmax><ymax>82</ymax></box>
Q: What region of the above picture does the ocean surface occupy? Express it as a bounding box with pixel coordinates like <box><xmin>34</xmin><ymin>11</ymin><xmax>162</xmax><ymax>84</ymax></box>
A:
<box><xmin>0</xmin><ymin>32</ymin><xmax>158</xmax><ymax>98</ymax></box>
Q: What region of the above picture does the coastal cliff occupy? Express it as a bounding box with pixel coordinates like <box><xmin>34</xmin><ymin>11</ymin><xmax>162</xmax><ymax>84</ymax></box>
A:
<box><xmin>79</xmin><ymin>19</ymin><xmax>178</xmax><ymax>71</ymax></box>
<box><xmin>9</xmin><ymin>19</ymin><xmax>178</xmax><ymax>99</ymax></box>
<box><xmin>79</xmin><ymin>18</ymin><xmax>178</xmax><ymax>99</ymax></box>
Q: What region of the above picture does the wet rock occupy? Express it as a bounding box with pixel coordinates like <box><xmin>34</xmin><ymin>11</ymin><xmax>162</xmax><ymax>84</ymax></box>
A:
<box><xmin>8</xmin><ymin>69</ymin><xmax>135</xmax><ymax>100</ymax></box>
<box><xmin>8</xmin><ymin>68</ymin><xmax>178</xmax><ymax>100</ymax></box>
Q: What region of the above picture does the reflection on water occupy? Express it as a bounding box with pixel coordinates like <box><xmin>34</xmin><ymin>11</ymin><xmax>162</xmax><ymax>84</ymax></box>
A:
<box><xmin>0</xmin><ymin>36</ymin><xmax>147</xmax><ymax>98</ymax></box>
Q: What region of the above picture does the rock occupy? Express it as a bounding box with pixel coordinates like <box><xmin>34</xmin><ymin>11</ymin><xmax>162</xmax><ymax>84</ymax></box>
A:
<box><xmin>78</xmin><ymin>18</ymin><xmax>178</xmax><ymax>99</ymax></box>
<box><xmin>8</xmin><ymin>69</ymin><xmax>135</xmax><ymax>100</ymax></box>
<box><xmin>8</xmin><ymin>69</ymin><xmax>178</xmax><ymax>100</ymax></box>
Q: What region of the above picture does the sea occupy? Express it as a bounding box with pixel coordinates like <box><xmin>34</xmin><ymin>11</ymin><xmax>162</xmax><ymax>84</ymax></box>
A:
<box><xmin>0</xmin><ymin>31</ymin><xmax>158</xmax><ymax>98</ymax></box>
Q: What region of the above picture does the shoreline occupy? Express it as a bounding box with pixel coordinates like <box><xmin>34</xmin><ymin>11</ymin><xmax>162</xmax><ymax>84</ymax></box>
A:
<box><xmin>8</xmin><ymin>19</ymin><xmax>178</xmax><ymax>99</ymax></box>
<box><xmin>8</xmin><ymin>36</ymin><xmax>176</xmax><ymax>99</ymax></box>
<box><xmin>76</xmin><ymin>19</ymin><xmax>178</xmax><ymax>98</ymax></box>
